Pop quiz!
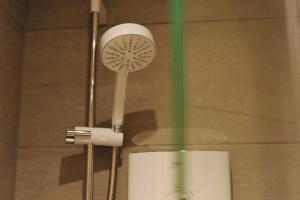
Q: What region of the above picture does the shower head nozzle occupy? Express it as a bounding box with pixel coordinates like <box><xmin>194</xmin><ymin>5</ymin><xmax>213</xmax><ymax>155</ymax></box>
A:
<box><xmin>100</xmin><ymin>23</ymin><xmax>156</xmax><ymax>73</ymax></box>
<box><xmin>99</xmin><ymin>24</ymin><xmax>156</xmax><ymax>126</ymax></box>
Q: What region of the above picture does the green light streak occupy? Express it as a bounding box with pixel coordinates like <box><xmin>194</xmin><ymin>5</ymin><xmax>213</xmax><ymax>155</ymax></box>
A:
<box><xmin>170</xmin><ymin>0</ymin><xmax>187</xmax><ymax>199</ymax></box>
<box><xmin>170</xmin><ymin>0</ymin><xmax>185</xmax><ymax>150</ymax></box>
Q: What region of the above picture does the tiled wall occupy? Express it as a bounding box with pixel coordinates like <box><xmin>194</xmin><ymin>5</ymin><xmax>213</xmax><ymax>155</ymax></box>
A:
<box><xmin>14</xmin><ymin>0</ymin><xmax>300</xmax><ymax>200</ymax></box>
<box><xmin>0</xmin><ymin>0</ymin><xmax>26</xmax><ymax>199</ymax></box>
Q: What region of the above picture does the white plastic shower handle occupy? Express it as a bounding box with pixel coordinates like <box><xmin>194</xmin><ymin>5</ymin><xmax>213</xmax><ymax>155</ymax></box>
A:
<box><xmin>112</xmin><ymin>72</ymin><xmax>128</xmax><ymax>126</ymax></box>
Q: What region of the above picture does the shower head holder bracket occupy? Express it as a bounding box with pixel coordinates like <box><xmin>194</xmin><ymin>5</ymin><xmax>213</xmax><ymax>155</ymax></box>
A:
<box><xmin>66</xmin><ymin>126</ymin><xmax>123</xmax><ymax>146</ymax></box>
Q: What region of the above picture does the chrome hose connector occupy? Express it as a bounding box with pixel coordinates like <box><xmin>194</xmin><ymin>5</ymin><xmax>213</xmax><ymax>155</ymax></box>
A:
<box><xmin>66</xmin><ymin>128</ymin><xmax>91</xmax><ymax>144</ymax></box>
<box><xmin>112</xmin><ymin>125</ymin><xmax>122</xmax><ymax>133</ymax></box>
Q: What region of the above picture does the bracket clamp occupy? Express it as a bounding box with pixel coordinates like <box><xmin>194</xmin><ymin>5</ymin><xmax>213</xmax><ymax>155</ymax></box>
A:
<box><xmin>66</xmin><ymin>126</ymin><xmax>123</xmax><ymax>146</ymax></box>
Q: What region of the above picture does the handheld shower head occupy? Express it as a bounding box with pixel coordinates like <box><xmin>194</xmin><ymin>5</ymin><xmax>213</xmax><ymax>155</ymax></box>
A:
<box><xmin>100</xmin><ymin>23</ymin><xmax>156</xmax><ymax>73</ymax></box>
<box><xmin>100</xmin><ymin>24</ymin><xmax>156</xmax><ymax>127</ymax></box>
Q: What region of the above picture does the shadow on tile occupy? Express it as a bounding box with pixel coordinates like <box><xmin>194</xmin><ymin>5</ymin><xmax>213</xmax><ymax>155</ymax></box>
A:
<box><xmin>59</xmin><ymin>146</ymin><xmax>112</xmax><ymax>200</ymax></box>
<box><xmin>59</xmin><ymin>146</ymin><xmax>111</xmax><ymax>183</ymax></box>
<box><xmin>95</xmin><ymin>109</ymin><xmax>158</xmax><ymax>145</ymax></box>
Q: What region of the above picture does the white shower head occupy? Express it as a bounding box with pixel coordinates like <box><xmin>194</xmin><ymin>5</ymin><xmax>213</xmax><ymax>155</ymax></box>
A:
<box><xmin>99</xmin><ymin>23</ymin><xmax>156</xmax><ymax>127</ymax></box>
<box><xmin>100</xmin><ymin>23</ymin><xmax>156</xmax><ymax>73</ymax></box>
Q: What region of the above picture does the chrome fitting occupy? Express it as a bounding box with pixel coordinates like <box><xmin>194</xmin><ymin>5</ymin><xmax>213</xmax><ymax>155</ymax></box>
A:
<box><xmin>66</xmin><ymin>128</ymin><xmax>92</xmax><ymax>144</ymax></box>
<box><xmin>112</xmin><ymin>125</ymin><xmax>122</xmax><ymax>133</ymax></box>
<box><xmin>66</xmin><ymin>129</ymin><xmax>75</xmax><ymax>144</ymax></box>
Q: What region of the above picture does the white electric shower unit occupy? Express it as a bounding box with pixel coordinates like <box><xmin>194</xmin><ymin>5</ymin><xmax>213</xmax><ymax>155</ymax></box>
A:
<box><xmin>128</xmin><ymin>151</ymin><xmax>232</xmax><ymax>200</ymax></box>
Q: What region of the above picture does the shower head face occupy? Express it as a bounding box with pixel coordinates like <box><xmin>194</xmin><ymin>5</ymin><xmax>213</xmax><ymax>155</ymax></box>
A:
<box><xmin>100</xmin><ymin>23</ymin><xmax>156</xmax><ymax>73</ymax></box>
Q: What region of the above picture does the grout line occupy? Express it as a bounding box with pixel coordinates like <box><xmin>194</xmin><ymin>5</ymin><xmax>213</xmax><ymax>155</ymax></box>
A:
<box><xmin>24</xmin><ymin>26</ymin><xmax>89</xmax><ymax>32</ymax></box>
<box><xmin>17</xmin><ymin>145</ymin><xmax>84</xmax><ymax>149</ymax></box>
<box><xmin>16</xmin><ymin>141</ymin><xmax>300</xmax><ymax>149</ymax></box>
<box><xmin>24</xmin><ymin>15</ymin><xmax>293</xmax><ymax>32</ymax></box>
<box><xmin>182</xmin><ymin>15</ymin><xmax>295</xmax><ymax>24</ymax></box>
<box><xmin>136</xmin><ymin>15</ymin><xmax>295</xmax><ymax>26</ymax></box>
<box><xmin>16</xmin><ymin>15</ymin><xmax>29</xmax><ymax>149</ymax></box>
<box><xmin>0</xmin><ymin>4</ymin><xmax>25</xmax><ymax>30</ymax></box>
<box><xmin>0</xmin><ymin>141</ymin><xmax>17</xmax><ymax>148</ymax></box>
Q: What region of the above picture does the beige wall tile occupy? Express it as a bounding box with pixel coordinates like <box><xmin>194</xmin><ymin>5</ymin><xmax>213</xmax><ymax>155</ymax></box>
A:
<box><xmin>1</xmin><ymin>0</ymin><xmax>27</xmax><ymax>27</ymax></box>
<box><xmin>0</xmin><ymin>7</ymin><xmax>23</xmax><ymax>145</ymax></box>
<box><xmin>27</xmin><ymin>0</ymin><xmax>89</xmax><ymax>30</ymax></box>
<box><xmin>15</xmin><ymin>146</ymin><xmax>113</xmax><ymax>200</ymax></box>
<box><xmin>187</xmin><ymin>105</ymin><xmax>296</xmax><ymax>144</ymax></box>
<box><xmin>0</xmin><ymin>143</ymin><xmax>16</xmax><ymax>200</ymax></box>
<box><xmin>19</xmin><ymin>29</ymin><xmax>89</xmax><ymax>147</ymax></box>
<box><xmin>26</xmin><ymin>0</ymin><xmax>288</xmax><ymax>30</ymax></box>
<box><xmin>15</xmin><ymin>147</ymin><xmax>84</xmax><ymax>200</ymax></box>
<box><xmin>19</xmin><ymin>19</ymin><xmax>296</xmax><ymax>147</ymax></box>
<box><xmin>15</xmin><ymin>144</ymin><xmax>300</xmax><ymax>200</ymax></box>
<box><xmin>186</xmin><ymin>19</ymin><xmax>294</xmax><ymax>122</ymax></box>
<box><xmin>107</xmin><ymin>0</ymin><xmax>288</xmax><ymax>24</ymax></box>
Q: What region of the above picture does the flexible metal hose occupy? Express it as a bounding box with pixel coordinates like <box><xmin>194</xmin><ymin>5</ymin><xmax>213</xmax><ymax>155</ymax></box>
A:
<box><xmin>107</xmin><ymin>125</ymin><xmax>122</xmax><ymax>200</ymax></box>
<box><xmin>107</xmin><ymin>146</ymin><xmax>120</xmax><ymax>200</ymax></box>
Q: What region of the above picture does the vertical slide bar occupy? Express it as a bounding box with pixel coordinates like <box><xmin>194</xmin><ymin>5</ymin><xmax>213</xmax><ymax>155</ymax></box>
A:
<box><xmin>86</xmin><ymin>8</ymin><xmax>99</xmax><ymax>200</ymax></box>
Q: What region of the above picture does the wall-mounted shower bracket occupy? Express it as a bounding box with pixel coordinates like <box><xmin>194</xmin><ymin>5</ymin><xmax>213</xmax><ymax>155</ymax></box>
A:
<box><xmin>91</xmin><ymin>0</ymin><xmax>107</xmax><ymax>25</ymax></box>
<box><xmin>66</xmin><ymin>126</ymin><xmax>123</xmax><ymax>146</ymax></box>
